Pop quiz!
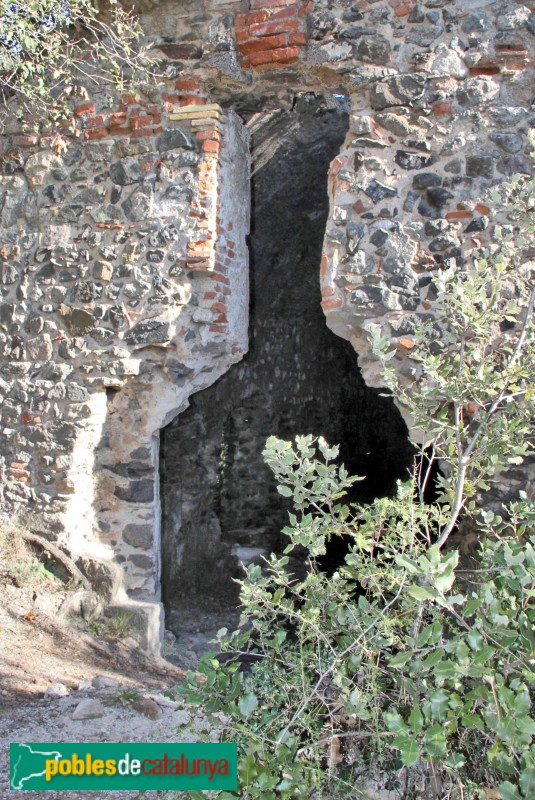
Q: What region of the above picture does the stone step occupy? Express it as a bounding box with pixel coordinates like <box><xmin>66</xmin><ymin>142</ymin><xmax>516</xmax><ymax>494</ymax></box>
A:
<box><xmin>231</xmin><ymin>545</ymin><xmax>269</xmax><ymax>567</ymax></box>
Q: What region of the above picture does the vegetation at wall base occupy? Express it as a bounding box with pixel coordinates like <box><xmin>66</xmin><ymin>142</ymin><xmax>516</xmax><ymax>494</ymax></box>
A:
<box><xmin>175</xmin><ymin>154</ymin><xmax>535</xmax><ymax>799</ymax></box>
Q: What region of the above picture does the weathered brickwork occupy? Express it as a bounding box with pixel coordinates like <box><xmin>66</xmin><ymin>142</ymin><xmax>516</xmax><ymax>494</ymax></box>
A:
<box><xmin>236</xmin><ymin>1</ymin><xmax>311</xmax><ymax>69</ymax></box>
<box><xmin>0</xmin><ymin>0</ymin><xmax>533</xmax><ymax>648</ymax></box>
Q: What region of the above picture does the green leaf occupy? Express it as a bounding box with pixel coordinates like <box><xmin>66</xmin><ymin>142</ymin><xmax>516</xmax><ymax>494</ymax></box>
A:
<box><xmin>395</xmin><ymin>554</ymin><xmax>420</xmax><ymax>573</ymax></box>
<box><xmin>384</xmin><ymin>711</ymin><xmax>408</xmax><ymax>734</ymax></box>
<box><xmin>392</xmin><ymin>735</ymin><xmax>420</xmax><ymax>766</ymax></box>
<box><xmin>428</xmin><ymin>689</ymin><xmax>450</xmax><ymax>719</ymax></box>
<box><xmin>409</xmin><ymin>585</ymin><xmax>437</xmax><ymax>602</ymax></box>
<box><xmin>408</xmin><ymin>706</ymin><xmax>423</xmax><ymax>733</ymax></box>
<box><xmin>433</xmin><ymin>659</ymin><xmax>457</xmax><ymax>680</ymax></box>
<box><xmin>498</xmin><ymin>781</ymin><xmax>522</xmax><ymax>800</ymax></box>
<box><xmin>422</xmin><ymin>648</ymin><xmax>444</xmax><ymax>669</ymax></box>
<box><xmin>238</xmin><ymin>692</ymin><xmax>259</xmax><ymax>718</ymax></box>
<box><xmin>277</xmin><ymin>485</ymin><xmax>293</xmax><ymax>497</ymax></box>
<box><xmin>520</xmin><ymin>767</ymin><xmax>535</xmax><ymax>797</ymax></box>
<box><xmin>444</xmin><ymin>752</ymin><xmax>465</xmax><ymax>769</ymax></box>
<box><xmin>389</xmin><ymin>651</ymin><xmax>413</xmax><ymax>668</ymax></box>
<box><xmin>467</xmin><ymin>628</ymin><xmax>484</xmax><ymax>651</ymax></box>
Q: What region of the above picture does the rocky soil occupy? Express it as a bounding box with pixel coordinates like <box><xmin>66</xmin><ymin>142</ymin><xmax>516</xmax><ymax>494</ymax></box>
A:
<box><xmin>0</xmin><ymin>539</ymin><xmax>226</xmax><ymax>800</ymax></box>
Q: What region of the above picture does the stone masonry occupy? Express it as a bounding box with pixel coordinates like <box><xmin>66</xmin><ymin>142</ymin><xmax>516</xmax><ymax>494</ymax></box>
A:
<box><xmin>0</xmin><ymin>0</ymin><xmax>533</xmax><ymax>650</ymax></box>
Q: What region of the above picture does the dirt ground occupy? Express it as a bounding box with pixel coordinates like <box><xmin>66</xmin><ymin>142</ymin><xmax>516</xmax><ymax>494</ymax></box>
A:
<box><xmin>0</xmin><ymin>534</ymin><xmax>226</xmax><ymax>800</ymax></box>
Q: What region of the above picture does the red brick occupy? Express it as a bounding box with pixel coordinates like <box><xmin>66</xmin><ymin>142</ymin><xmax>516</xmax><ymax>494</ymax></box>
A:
<box><xmin>251</xmin><ymin>0</ymin><xmax>297</xmax><ymax>8</ymax></box>
<box><xmin>12</xmin><ymin>134</ymin><xmax>39</xmax><ymax>146</ymax></box>
<box><xmin>273</xmin><ymin>44</ymin><xmax>301</xmax><ymax>62</ymax></box>
<box><xmin>161</xmin><ymin>92</ymin><xmax>179</xmax><ymax>103</ymax></box>
<box><xmin>202</xmin><ymin>140</ymin><xmax>220</xmax><ymax>153</ymax></box>
<box><xmin>475</xmin><ymin>203</ymin><xmax>490</xmax><ymax>215</ymax></box>
<box><xmin>330</xmin><ymin>155</ymin><xmax>346</xmax><ymax>177</ymax></box>
<box><xmin>433</xmin><ymin>101</ymin><xmax>452</xmax><ymax>116</ymax></box>
<box><xmin>130</xmin><ymin>128</ymin><xmax>154</xmax><ymax>138</ymax></box>
<box><xmin>214</xmin><ymin>314</ymin><xmax>228</xmax><ymax>324</ymax></box>
<box><xmin>130</xmin><ymin>116</ymin><xmax>152</xmax><ymax>129</ymax></box>
<box><xmin>188</xmin><ymin>246</ymin><xmax>212</xmax><ymax>258</ymax></box>
<box><xmin>204</xmin><ymin>291</ymin><xmax>217</xmax><ymax>300</ymax></box>
<box><xmin>499</xmin><ymin>55</ymin><xmax>531</xmax><ymax>71</ymax></box>
<box><xmin>195</xmin><ymin>130</ymin><xmax>221</xmax><ymax>141</ymax></box>
<box><xmin>109</xmin><ymin>112</ymin><xmax>127</xmax><ymax>126</ymax></box>
<box><xmin>178</xmin><ymin>96</ymin><xmax>206</xmax><ymax>106</ymax></box>
<box><xmin>495</xmin><ymin>43</ymin><xmax>527</xmax><ymax>53</ymax></box>
<box><xmin>393</xmin><ymin>3</ymin><xmax>411</xmax><ymax>16</ymax></box>
<box><xmin>210</xmin><ymin>272</ymin><xmax>230</xmax><ymax>285</ymax></box>
<box><xmin>174</xmin><ymin>79</ymin><xmax>201</xmax><ymax>91</ymax></box>
<box><xmin>84</xmin><ymin>127</ymin><xmax>109</xmax><ymax>140</ymax></box>
<box><xmin>239</xmin><ymin>33</ymin><xmax>288</xmax><ymax>55</ymax></box>
<box><xmin>272</xmin><ymin>6</ymin><xmax>301</xmax><ymax>20</ymax></box>
<box><xmin>321</xmin><ymin>285</ymin><xmax>335</xmax><ymax>298</ymax></box>
<box><xmin>74</xmin><ymin>102</ymin><xmax>96</xmax><ymax>117</ymax></box>
<box><xmin>87</xmin><ymin>115</ymin><xmax>106</xmax><ymax>129</ymax></box>
<box><xmin>236</xmin><ymin>28</ymin><xmax>252</xmax><ymax>43</ymax></box>
<box><xmin>298</xmin><ymin>1</ymin><xmax>314</xmax><ymax>17</ymax></box>
<box><xmin>321</xmin><ymin>297</ymin><xmax>342</xmax><ymax>310</ymax></box>
<box><xmin>249</xmin><ymin>18</ymin><xmax>300</xmax><ymax>36</ymax></box>
<box><xmin>10</xmin><ymin>462</ymin><xmax>30</xmax><ymax>471</ymax></box>
<box><xmin>289</xmin><ymin>31</ymin><xmax>307</xmax><ymax>45</ymax></box>
<box><xmin>469</xmin><ymin>65</ymin><xmax>500</xmax><ymax>76</ymax></box>
<box><xmin>187</xmin><ymin>259</ymin><xmax>212</xmax><ymax>270</ymax></box>
<box><xmin>445</xmin><ymin>211</ymin><xmax>473</xmax><ymax>220</ymax></box>
<box><xmin>209</xmin><ymin>324</ymin><xmax>227</xmax><ymax>333</ymax></box>
<box><xmin>399</xmin><ymin>337</ymin><xmax>416</xmax><ymax>350</ymax></box>
<box><xmin>9</xmin><ymin>467</ymin><xmax>30</xmax><ymax>477</ymax></box>
<box><xmin>236</xmin><ymin>10</ymin><xmax>270</xmax><ymax>27</ymax></box>
<box><xmin>108</xmin><ymin>126</ymin><xmax>130</xmax><ymax>135</ymax></box>
<box><xmin>248</xmin><ymin>45</ymin><xmax>300</xmax><ymax>66</ymax></box>
<box><xmin>211</xmin><ymin>301</ymin><xmax>227</xmax><ymax>313</ymax></box>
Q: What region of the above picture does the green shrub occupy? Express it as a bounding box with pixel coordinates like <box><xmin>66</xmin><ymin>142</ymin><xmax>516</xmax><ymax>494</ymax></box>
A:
<box><xmin>176</xmin><ymin>157</ymin><xmax>535</xmax><ymax>799</ymax></box>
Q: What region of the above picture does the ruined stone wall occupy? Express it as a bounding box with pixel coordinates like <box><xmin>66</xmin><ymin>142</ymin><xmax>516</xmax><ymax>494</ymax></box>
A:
<box><xmin>136</xmin><ymin>0</ymin><xmax>533</xmax><ymax>387</ymax></box>
<box><xmin>0</xmin><ymin>89</ymin><xmax>250</xmax><ymax>645</ymax></box>
<box><xmin>0</xmin><ymin>0</ymin><xmax>533</xmax><ymax>648</ymax></box>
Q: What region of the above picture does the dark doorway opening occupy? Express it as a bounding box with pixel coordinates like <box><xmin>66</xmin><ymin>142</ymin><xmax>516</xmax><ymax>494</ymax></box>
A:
<box><xmin>160</xmin><ymin>94</ymin><xmax>414</xmax><ymax>662</ymax></box>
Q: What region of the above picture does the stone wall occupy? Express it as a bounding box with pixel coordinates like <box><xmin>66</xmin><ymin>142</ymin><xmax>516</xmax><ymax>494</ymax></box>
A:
<box><xmin>0</xmin><ymin>91</ymin><xmax>250</xmax><ymax>647</ymax></box>
<box><xmin>0</xmin><ymin>0</ymin><xmax>533</xmax><ymax>649</ymax></box>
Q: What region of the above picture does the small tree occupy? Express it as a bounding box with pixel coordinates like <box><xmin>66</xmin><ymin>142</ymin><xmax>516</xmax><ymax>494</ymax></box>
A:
<box><xmin>177</xmin><ymin>158</ymin><xmax>535</xmax><ymax>799</ymax></box>
<box><xmin>0</xmin><ymin>0</ymin><xmax>152</xmax><ymax>131</ymax></box>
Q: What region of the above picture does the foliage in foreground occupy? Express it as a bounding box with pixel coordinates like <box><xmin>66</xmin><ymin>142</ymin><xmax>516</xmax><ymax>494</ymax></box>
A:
<box><xmin>0</xmin><ymin>0</ymin><xmax>152</xmax><ymax>130</ymax></box>
<box><xmin>176</xmin><ymin>161</ymin><xmax>535</xmax><ymax>798</ymax></box>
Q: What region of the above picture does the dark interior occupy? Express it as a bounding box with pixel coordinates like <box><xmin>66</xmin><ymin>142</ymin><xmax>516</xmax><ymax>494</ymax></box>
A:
<box><xmin>159</xmin><ymin>94</ymin><xmax>414</xmax><ymax>653</ymax></box>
